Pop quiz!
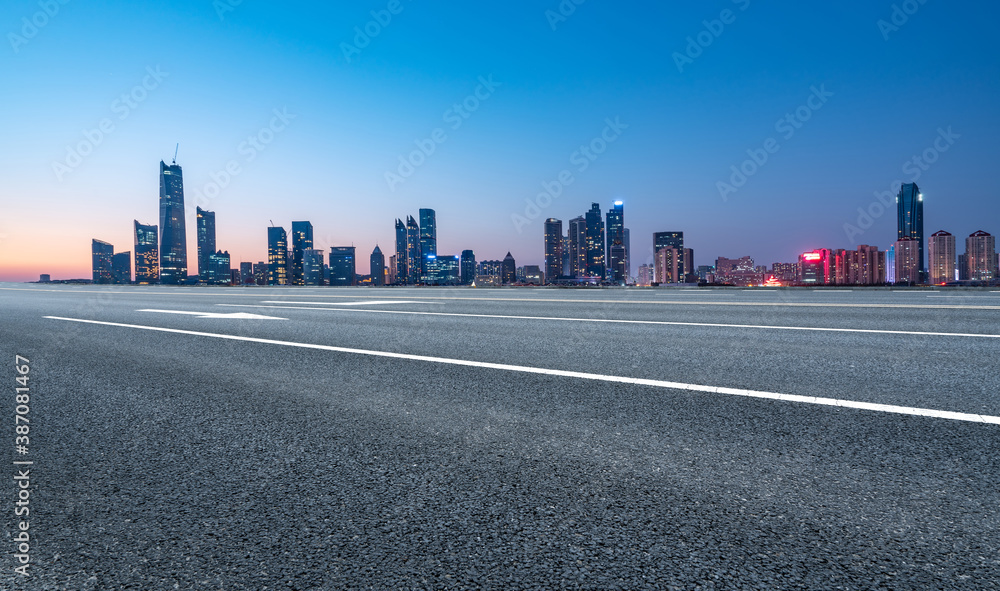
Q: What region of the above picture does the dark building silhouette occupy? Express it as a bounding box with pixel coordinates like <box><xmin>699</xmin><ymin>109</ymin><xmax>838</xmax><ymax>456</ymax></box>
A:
<box><xmin>196</xmin><ymin>207</ymin><xmax>216</xmax><ymax>283</ymax></box>
<box><xmin>112</xmin><ymin>251</ymin><xmax>131</xmax><ymax>284</ymax></box>
<box><xmin>240</xmin><ymin>262</ymin><xmax>254</xmax><ymax>285</ymax></box>
<box><xmin>329</xmin><ymin>247</ymin><xmax>357</xmax><ymax>286</ymax></box>
<box><xmin>370</xmin><ymin>245</ymin><xmax>385</xmax><ymax>286</ymax></box>
<box><xmin>584</xmin><ymin>203</ymin><xmax>605</xmax><ymax>278</ymax></box>
<box><xmin>267</xmin><ymin>226</ymin><xmax>288</xmax><ymax>285</ymax></box>
<box><xmin>653</xmin><ymin>231</ymin><xmax>685</xmax><ymax>282</ymax></box>
<box><xmin>158</xmin><ymin>160</ymin><xmax>188</xmax><ymax>284</ymax></box>
<box><xmin>394</xmin><ymin>219</ymin><xmax>408</xmax><ymax>285</ymax></box>
<box><xmin>303</xmin><ymin>248</ymin><xmax>325</xmax><ymax>285</ymax></box>
<box><xmin>502</xmin><ymin>252</ymin><xmax>516</xmax><ymax>284</ymax></box>
<box><xmin>134</xmin><ymin>221</ymin><xmax>159</xmax><ymax>284</ymax></box>
<box><xmin>209</xmin><ymin>251</ymin><xmax>231</xmax><ymax>285</ymax></box>
<box><xmin>568</xmin><ymin>216</ymin><xmax>586</xmax><ymax>278</ymax></box>
<box><xmin>897</xmin><ymin>183</ymin><xmax>924</xmax><ymax>279</ymax></box>
<box><xmin>460</xmin><ymin>250</ymin><xmax>476</xmax><ymax>285</ymax></box>
<box><xmin>92</xmin><ymin>239</ymin><xmax>114</xmax><ymax>284</ymax></box>
<box><xmin>544</xmin><ymin>218</ymin><xmax>563</xmax><ymax>283</ymax></box>
<box><xmin>291</xmin><ymin>221</ymin><xmax>314</xmax><ymax>286</ymax></box>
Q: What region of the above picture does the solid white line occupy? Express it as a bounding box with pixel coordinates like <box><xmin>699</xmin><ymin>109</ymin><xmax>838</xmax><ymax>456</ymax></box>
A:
<box><xmin>261</xmin><ymin>300</ymin><xmax>436</xmax><ymax>306</ymax></box>
<box><xmin>214</xmin><ymin>304</ymin><xmax>1000</xmax><ymax>339</ymax></box>
<box><xmin>42</xmin><ymin>315</ymin><xmax>1000</xmax><ymax>426</ymax></box>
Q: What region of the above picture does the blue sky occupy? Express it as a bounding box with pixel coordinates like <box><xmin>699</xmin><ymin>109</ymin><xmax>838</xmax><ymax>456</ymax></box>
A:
<box><xmin>2</xmin><ymin>0</ymin><xmax>998</xmax><ymax>280</ymax></box>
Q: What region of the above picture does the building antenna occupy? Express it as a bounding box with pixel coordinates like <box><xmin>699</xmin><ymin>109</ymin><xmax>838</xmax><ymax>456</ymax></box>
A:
<box><xmin>269</xmin><ymin>220</ymin><xmax>275</xmax><ymax>227</ymax></box>
<box><xmin>173</xmin><ymin>143</ymin><xmax>179</xmax><ymax>165</ymax></box>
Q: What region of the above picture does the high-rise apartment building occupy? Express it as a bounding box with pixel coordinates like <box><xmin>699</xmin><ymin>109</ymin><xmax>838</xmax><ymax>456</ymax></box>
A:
<box><xmin>460</xmin><ymin>250</ymin><xmax>476</xmax><ymax>285</ymax></box>
<box><xmin>966</xmin><ymin>230</ymin><xmax>997</xmax><ymax>281</ymax></box>
<box><xmin>653</xmin><ymin>232</ymin><xmax>684</xmax><ymax>283</ymax></box>
<box><xmin>894</xmin><ymin>237</ymin><xmax>921</xmax><ymax>284</ymax></box>
<box><xmin>928</xmin><ymin>231</ymin><xmax>956</xmax><ymax>285</ymax></box>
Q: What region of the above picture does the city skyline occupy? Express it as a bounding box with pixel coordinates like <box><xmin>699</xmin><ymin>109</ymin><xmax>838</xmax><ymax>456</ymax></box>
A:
<box><xmin>3</xmin><ymin>2</ymin><xmax>999</xmax><ymax>282</ymax></box>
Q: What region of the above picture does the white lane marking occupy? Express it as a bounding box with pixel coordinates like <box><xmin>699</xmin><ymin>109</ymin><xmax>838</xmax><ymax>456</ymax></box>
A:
<box><xmin>138</xmin><ymin>309</ymin><xmax>285</xmax><ymax>320</ymax></box>
<box><xmin>215</xmin><ymin>304</ymin><xmax>1000</xmax><ymax>339</ymax></box>
<box><xmin>42</xmin><ymin>316</ymin><xmax>1000</xmax><ymax>425</ymax></box>
<box><xmin>261</xmin><ymin>300</ymin><xmax>436</xmax><ymax>306</ymax></box>
<box><xmin>928</xmin><ymin>295</ymin><xmax>1000</xmax><ymax>298</ymax></box>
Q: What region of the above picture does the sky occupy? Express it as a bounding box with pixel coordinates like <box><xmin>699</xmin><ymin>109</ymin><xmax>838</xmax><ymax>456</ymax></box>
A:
<box><xmin>1</xmin><ymin>0</ymin><xmax>998</xmax><ymax>281</ymax></box>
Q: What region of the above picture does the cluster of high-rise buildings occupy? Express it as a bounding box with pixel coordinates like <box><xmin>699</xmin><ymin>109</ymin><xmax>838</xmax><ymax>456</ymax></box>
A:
<box><xmin>87</xmin><ymin>162</ymin><xmax>996</xmax><ymax>288</ymax></box>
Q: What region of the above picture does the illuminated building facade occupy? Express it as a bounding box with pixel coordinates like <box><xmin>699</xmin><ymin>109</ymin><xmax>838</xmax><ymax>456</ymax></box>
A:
<box><xmin>291</xmin><ymin>221</ymin><xmax>314</xmax><ymax>286</ymax></box>
<box><xmin>966</xmin><ymin>230</ymin><xmax>997</xmax><ymax>281</ymax></box>
<box><xmin>928</xmin><ymin>231</ymin><xmax>956</xmax><ymax>284</ymax></box>
<box><xmin>133</xmin><ymin>221</ymin><xmax>159</xmax><ymax>284</ymax></box>
<box><xmin>303</xmin><ymin>248</ymin><xmax>325</xmax><ymax>286</ymax></box>
<box><xmin>605</xmin><ymin>201</ymin><xmax>624</xmax><ymax>282</ymax></box>
<box><xmin>394</xmin><ymin>219</ymin><xmax>408</xmax><ymax>285</ymax></box>
<box><xmin>406</xmin><ymin>216</ymin><xmax>420</xmax><ymax>284</ymax></box>
<box><xmin>267</xmin><ymin>226</ymin><xmax>288</xmax><ymax>285</ymax></box>
<box><xmin>894</xmin><ymin>237</ymin><xmax>921</xmax><ymax>284</ymax></box>
<box><xmin>584</xmin><ymin>203</ymin><xmax>605</xmax><ymax>278</ymax></box>
<box><xmin>460</xmin><ymin>250</ymin><xmax>476</xmax><ymax>285</ymax></box>
<box><xmin>112</xmin><ymin>251</ymin><xmax>131</xmax><ymax>284</ymax></box>
<box><xmin>568</xmin><ymin>216</ymin><xmax>586</xmax><ymax>278</ymax></box>
<box><xmin>92</xmin><ymin>239</ymin><xmax>114</xmax><ymax>284</ymax></box>
<box><xmin>419</xmin><ymin>208</ymin><xmax>437</xmax><ymax>277</ymax></box>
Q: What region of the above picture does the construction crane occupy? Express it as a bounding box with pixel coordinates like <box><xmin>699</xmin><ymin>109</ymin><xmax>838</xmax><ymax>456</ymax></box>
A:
<box><xmin>172</xmin><ymin>143</ymin><xmax>179</xmax><ymax>165</ymax></box>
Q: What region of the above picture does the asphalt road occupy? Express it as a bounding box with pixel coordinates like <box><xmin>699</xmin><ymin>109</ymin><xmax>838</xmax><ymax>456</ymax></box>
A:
<box><xmin>1</xmin><ymin>284</ymin><xmax>999</xmax><ymax>590</ymax></box>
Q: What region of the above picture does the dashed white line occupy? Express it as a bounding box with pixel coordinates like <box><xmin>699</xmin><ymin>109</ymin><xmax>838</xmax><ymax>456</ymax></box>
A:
<box><xmin>214</xmin><ymin>304</ymin><xmax>1000</xmax><ymax>339</ymax></box>
<box><xmin>42</xmin><ymin>316</ymin><xmax>1000</xmax><ymax>426</ymax></box>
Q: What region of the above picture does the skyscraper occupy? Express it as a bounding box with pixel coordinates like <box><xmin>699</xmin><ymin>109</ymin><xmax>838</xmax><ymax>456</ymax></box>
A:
<box><xmin>419</xmin><ymin>208</ymin><xmax>437</xmax><ymax>277</ymax></box>
<box><xmin>112</xmin><ymin>252</ymin><xmax>131</xmax><ymax>285</ymax></box>
<box><xmin>406</xmin><ymin>216</ymin><xmax>420</xmax><ymax>284</ymax></box>
<box><xmin>329</xmin><ymin>247</ymin><xmax>356</xmax><ymax>286</ymax></box>
<box><xmin>196</xmin><ymin>207</ymin><xmax>216</xmax><ymax>283</ymax></box>
<box><xmin>568</xmin><ymin>216</ymin><xmax>587</xmax><ymax>278</ymax></box>
<box><xmin>133</xmin><ymin>221</ymin><xmax>159</xmax><ymax>284</ymax></box>
<box><xmin>460</xmin><ymin>250</ymin><xmax>476</xmax><ymax>285</ymax></box>
<box><xmin>240</xmin><ymin>262</ymin><xmax>254</xmax><ymax>285</ymax></box>
<box><xmin>543</xmin><ymin>218</ymin><xmax>563</xmax><ymax>283</ymax></box>
<box><xmin>928</xmin><ymin>231</ymin><xmax>956</xmax><ymax>285</ymax></box>
<box><xmin>303</xmin><ymin>248</ymin><xmax>325</xmax><ymax>285</ymax></box>
<box><xmin>291</xmin><ymin>221</ymin><xmax>314</xmax><ymax>286</ymax></box>
<box><xmin>584</xmin><ymin>203</ymin><xmax>605</xmax><ymax>278</ymax></box>
<box><xmin>966</xmin><ymin>230</ymin><xmax>997</xmax><ymax>281</ymax></box>
<box><xmin>395</xmin><ymin>219</ymin><xmax>408</xmax><ymax>285</ymax></box>
<box><xmin>209</xmin><ymin>250</ymin><xmax>231</xmax><ymax>285</ymax></box>
<box><xmin>605</xmin><ymin>201</ymin><xmax>624</xmax><ymax>282</ymax></box>
<box><xmin>623</xmin><ymin>228</ymin><xmax>631</xmax><ymax>280</ymax></box>
<box><xmin>894</xmin><ymin>237</ymin><xmax>920</xmax><ymax>284</ymax></box>
<box><xmin>501</xmin><ymin>252</ymin><xmax>516</xmax><ymax>284</ymax></box>
<box><xmin>370</xmin><ymin>245</ymin><xmax>385</xmax><ymax>286</ymax></box>
<box><xmin>158</xmin><ymin>160</ymin><xmax>188</xmax><ymax>284</ymax></box>
<box><xmin>653</xmin><ymin>232</ymin><xmax>684</xmax><ymax>283</ymax></box>
<box><xmin>267</xmin><ymin>226</ymin><xmax>288</xmax><ymax>285</ymax></box>
<box><xmin>92</xmin><ymin>239</ymin><xmax>114</xmax><ymax>284</ymax></box>
<box><xmin>897</xmin><ymin>183</ymin><xmax>924</xmax><ymax>279</ymax></box>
